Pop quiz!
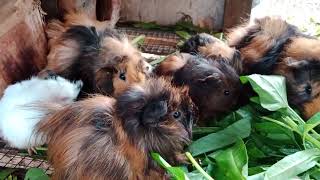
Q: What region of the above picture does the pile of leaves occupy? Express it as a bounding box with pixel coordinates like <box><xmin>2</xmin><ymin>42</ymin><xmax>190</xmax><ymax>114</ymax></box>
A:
<box><xmin>153</xmin><ymin>74</ymin><xmax>320</xmax><ymax>180</ymax></box>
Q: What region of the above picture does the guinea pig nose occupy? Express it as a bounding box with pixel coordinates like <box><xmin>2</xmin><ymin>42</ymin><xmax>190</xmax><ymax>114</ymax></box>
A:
<box><xmin>142</xmin><ymin>100</ymin><xmax>168</xmax><ymax>125</ymax></box>
<box><xmin>305</xmin><ymin>85</ymin><xmax>312</xmax><ymax>95</ymax></box>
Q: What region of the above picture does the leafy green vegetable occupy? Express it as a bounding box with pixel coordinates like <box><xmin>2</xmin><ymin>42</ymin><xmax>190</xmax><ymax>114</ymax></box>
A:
<box><xmin>149</xmin><ymin>56</ymin><xmax>167</xmax><ymax>66</ymax></box>
<box><xmin>212</xmin><ymin>139</ymin><xmax>248</xmax><ymax>180</ymax></box>
<box><xmin>189</xmin><ymin>118</ymin><xmax>251</xmax><ymax>156</ymax></box>
<box><xmin>151</xmin><ymin>153</ymin><xmax>189</xmax><ymax>180</ymax></box>
<box><xmin>175</xmin><ymin>31</ymin><xmax>191</xmax><ymax>40</ymax></box>
<box><xmin>248</xmin><ymin>149</ymin><xmax>320</xmax><ymax>180</ymax></box>
<box><xmin>0</xmin><ymin>168</ymin><xmax>17</xmax><ymax>180</ymax></box>
<box><xmin>24</xmin><ymin>168</ymin><xmax>49</xmax><ymax>180</ymax></box>
<box><xmin>185</xmin><ymin>152</ymin><xmax>214</xmax><ymax>180</ymax></box>
<box><xmin>240</xmin><ymin>75</ymin><xmax>288</xmax><ymax>111</ymax></box>
<box><xmin>131</xmin><ymin>35</ymin><xmax>145</xmax><ymax>46</ymax></box>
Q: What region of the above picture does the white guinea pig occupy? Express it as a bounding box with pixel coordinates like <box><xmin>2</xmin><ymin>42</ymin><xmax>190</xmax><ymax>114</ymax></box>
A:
<box><xmin>0</xmin><ymin>76</ymin><xmax>82</xmax><ymax>151</ymax></box>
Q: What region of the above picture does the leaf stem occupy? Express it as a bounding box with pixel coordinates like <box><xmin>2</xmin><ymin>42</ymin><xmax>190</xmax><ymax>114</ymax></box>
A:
<box><xmin>285</xmin><ymin>108</ymin><xmax>320</xmax><ymax>142</ymax></box>
<box><xmin>131</xmin><ymin>35</ymin><xmax>145</xmax><ymax>46</ymax></box>
<box><xmin>185</xmin><ymin>152</ymin><xmax>214</xmax><ymax>180</ymax></box>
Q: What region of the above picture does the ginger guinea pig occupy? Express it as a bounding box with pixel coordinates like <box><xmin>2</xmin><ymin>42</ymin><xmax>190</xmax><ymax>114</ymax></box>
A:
<box><xmin>227</xmin><ymin>16</ymin><xmax>320</xmax><ymax>119</ymax></box>
<box><xmin>39</xmin><ymin>13</ymin><xmax>152</xmax><ymax>97</ymax></box>
<box><xmin>155</xmin><ymin>53</ymin><xmax>241</xmax><ymax>124</ymax></box>
<box><xmin>36</xmin><ymin>77</ymin><xmax>197</xmax><ymax>180</ymax></box>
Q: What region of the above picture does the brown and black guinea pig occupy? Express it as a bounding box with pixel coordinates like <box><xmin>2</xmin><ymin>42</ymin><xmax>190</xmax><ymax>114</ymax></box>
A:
<box><xmin>227</xmin><ymin>16</ymin><xmax>320</xmax><ymax>119</ymax></box>
<box><xmin>39</xmin><ymin>13</ymin><xmax>152</xmax><ymax>97</ymax></box>
<box><xmin>180</xmin><ymin>33</ymin><xmax>242</xmax><ymax>72</ymax></box>
<box><xmin>36</xmin><ymin>77</ymin><xmax>197</xmax><ymax>180</ymax></box>
<box><xmin>155</xmin><ymin>53</ymin><xmax>241</xmax><ymax>124</ymax></box>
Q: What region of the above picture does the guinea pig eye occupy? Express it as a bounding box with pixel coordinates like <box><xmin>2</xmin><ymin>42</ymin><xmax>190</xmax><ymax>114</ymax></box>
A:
<box><xmin>173</xmin><ymin>111</ymin><xmax>181</xmax><ymax>119</ymax></box>
<box><xmin>305</xmin><ymin>85</ymin><xmax>312</xmax><ymax>95</ymax></box>
<box><xmin>224</xmin><ymin>90</ymin><xmax>230</xmax><ymax>96</ymax></box>
<box><xmin>119</xmin><ymin>73</ymin><xmax>126</xmax><ymax>81</ymax></box>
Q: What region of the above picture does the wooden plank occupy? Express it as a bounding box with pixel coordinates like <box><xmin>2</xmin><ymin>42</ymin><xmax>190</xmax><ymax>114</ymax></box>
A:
<box><xmin>0</xmin><ymin>0</ymin><xmax>47</xmax><ymax>95</ymax></box>
<box><xmin>223</xmin><ymin>0</ymin><xmax>253</xmax><ymax>30</ymax></box>
<box><xmin>120</xmin><ymin>0</ymin><xmax>225</xmax><ymax>30</ymax></box>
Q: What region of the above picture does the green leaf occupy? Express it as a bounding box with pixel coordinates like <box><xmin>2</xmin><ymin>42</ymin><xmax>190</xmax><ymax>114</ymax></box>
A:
<box><xmin>24</xmin><ymin>168</ymin><xmax>49</xmax><ymax>180</ymax></box>
<box><xmin>0</xmin><ymin>168</ymin><xmax>16</xmax><ymax>180</ymax></box>
<box><xmin>246</xmin><ymin>141</ymin><xmax>266</xmax><ymax>160</ymax></box>
<box><xmin>149</xmin><ymin>56</ymin><xmax>167</xmax><ymax>66</ymax></box>
<box><xmin>175</xmin><ymin>31</ymin><xmax>191</xmax><ymax>40</ymax></box>
<box><xmin>167</xmin><ymin>167</ymin><xmax>188</xmax><ymax>180</ymax></box>
<box><xmin>133</xmin><ymin>22</ymin><xmax>163</xmax><ymax>30</ymax></box>
<box><xmin>213</xmin><ymin>139</ymin><xmax>248</xmax><ymax>180</ymax></box>
<box><xmin>151</xmin><ymin>153</ymin><xmax>189</xmax><ymax>180</ymax></box>
<box><xmin>240</xmin><ymin>75</ymin><xmax>289</xmax><ymax>111</ymax></box>
<box><xmin>131</xmin><ymin>35</ymin><xmax>145</xmax><ymax>46</ymax></box>
<box><xmin>248</xmin><ymin>166</ymin><xmax>267</xmax><ymax>176</ymax></box>
<box><xmin>192</xmin><ymin>127</ymin><xmax>220</xmax><ymax>134</ymax></box>
<box><xmin>189</xmin><ymin>118</ymin><xmax>251</xmax><ymax>156</ymax></box>
<box><xmin>187</xmin><ymin>172</ymin><xmax>206</xmax><ymax>180</ymax></box>
<box><xmin>305</xmin><ymin>112</ymin><xmax>320</xmax><ymax>131</ymax></box>
<box><xmin>248</xmin><ymin>149</ymin><xmax>320</xmax><ymax>180</ymax></box>
<box><xmin>151</xmin><ymin>153</ymin><xmax>171</xmax><ymax>168</ymax></box>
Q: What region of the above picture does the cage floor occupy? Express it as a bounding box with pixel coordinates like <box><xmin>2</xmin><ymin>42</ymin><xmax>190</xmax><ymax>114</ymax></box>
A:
<box><xmin>0</xmin><ymin>28</ymin><xmax>181</xmax><ymax>175</ymax></box>
<box><xmin>0</xmin><ymin>140</ymin><xmax>52</xmax><ymax>175</ymax></box>
<box><xmin>118</xmin><ymin>27</ymin><xmax>181</xmax><ymax>55</ymax></box>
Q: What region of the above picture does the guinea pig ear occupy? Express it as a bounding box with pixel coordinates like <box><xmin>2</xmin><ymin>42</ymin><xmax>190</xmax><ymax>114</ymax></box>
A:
<box><xmin>197</xmin><ymin>73</ymin><xmax>220</xmax><ymax>84</ymax></box>
<box><xmin>229</xmin><ymin>50</ymin><xmax>243</xmax><ymax>74</ymax></box>
<box><xmin>180</xmin><ymin>33</ymin><xmax>216</xmax><ymax>54</ymax></box>
<box><xmin>284</xmin><ymin>57</ymin><xmax>309</xmax><ymax>69</ymax></box>
<box><xmin>154</xmin><ymin>54</ymin><xmax>187</xmax><ymax>76</ymax></box>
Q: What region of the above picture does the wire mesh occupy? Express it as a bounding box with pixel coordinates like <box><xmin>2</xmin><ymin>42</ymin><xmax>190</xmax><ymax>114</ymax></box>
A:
<box><xmin>0</xmin><ymin>141</ymin><xmax>53</xmax><ymax>175</ymax></box>
<box><xmin>118</xmin><ymin>27</ymin><xmax>181</xmax><ymax>55</ymax></box>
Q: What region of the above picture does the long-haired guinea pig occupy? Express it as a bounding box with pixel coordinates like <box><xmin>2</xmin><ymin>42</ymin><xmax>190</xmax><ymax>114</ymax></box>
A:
<box><xmin>36</xmin><ymin>77</ymin><xmax>197</xmax><ymax>180</ymax></box>
<box><xmin>180</xmin><ymin>33</ymin><xmax>241</xmax><ymax>72</ymax></box>
<box><xmin>0</xmin><ymin>75</ymin><xmax>82</xmax><ymax>153</ymax></box>
<box><xmin>39</xmin><ymin>13</ymin><xmax>152</xmax><ymax>97</ymax></box>
<box><xmin>227</xmin><ymin>16</ymin><xmax>320</xmax><ymax>119</ymax></box>
<box><xmin>155</xmin><ymin>53</ymin><xmax>241</xmax><ymax>123</ymax></box>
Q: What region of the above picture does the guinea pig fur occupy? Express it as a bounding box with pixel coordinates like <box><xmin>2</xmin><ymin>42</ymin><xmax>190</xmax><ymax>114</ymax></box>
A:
<box><xmin>0</xmin><ymin>76</ymin><xmax>82</xmax><ymax>150</ymax></box>
<box><xmin>40</xmin><ymin>13</ymin><xmax>152</xmax><ymax>97</ymax></box>
<box><xmin>155</xmin><ymin>53</ymin><xmax>241</xmax><ymax>123</ymax></box>
<box><xmin>227</xmin><ymin>16</ymin><xmax>320</xmax><ymax>119</ymax></box>
<box><xmin>180</xmin><ymin>33</ymin><xmax>242</xmax><ymax>72</ymax></box>
<box><xmin>36</xmin><ymin>77</ymin><xmax>197</xmax><ymax>180</ymax></box>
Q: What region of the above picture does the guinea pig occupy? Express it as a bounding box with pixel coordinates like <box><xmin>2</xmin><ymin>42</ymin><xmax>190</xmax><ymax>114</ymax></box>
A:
<box><xmin>180</xmin><ymin>33</ymin><xmax>242</xmax><ymax>72</ymax></box>
<box><xmin>36</xmin><ymin>77</ymin><xmax>197</xmax><ymax>180</ymax></box>
<box><xmin>226</xmin><ymin>16</ymin><xmax>320</xmax><ymax>119</ymax></box>
<box><xmin>155</xmin><ymin>53</ymin><xmax>241</xmax><ymax>124</ymax></box>
<box><xmin>39</xmin><ymin>13</ymin><xmax>152</xmax><ymax>97</ymax></box>
<box><xmin>0</xmin><ymin>76</ymin><xmax>82</xmax><ymax>154</ymax></box>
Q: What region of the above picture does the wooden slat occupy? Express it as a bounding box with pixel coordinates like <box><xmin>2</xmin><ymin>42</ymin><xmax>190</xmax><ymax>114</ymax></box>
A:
<box><xmin>223</xmin><ymin>0</ymin><xmax>253</xmax><ymax>30</ymax></box>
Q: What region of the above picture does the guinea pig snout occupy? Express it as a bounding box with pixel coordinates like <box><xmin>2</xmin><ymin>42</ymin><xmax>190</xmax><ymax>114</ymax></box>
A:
<box><xmin>142</xmin><ymin>100</ymin><xmax>168</xmax><ymax>125</ymax></box>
